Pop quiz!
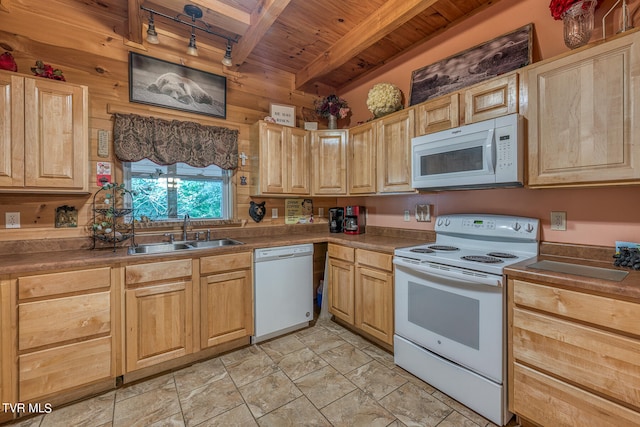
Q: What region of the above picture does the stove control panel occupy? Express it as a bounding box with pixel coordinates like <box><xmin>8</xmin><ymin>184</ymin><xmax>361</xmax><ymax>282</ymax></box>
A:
<box><xmin>436</xmin><ymin>214</ymin><xmax>539</xmax><ymax>240</ymax></box>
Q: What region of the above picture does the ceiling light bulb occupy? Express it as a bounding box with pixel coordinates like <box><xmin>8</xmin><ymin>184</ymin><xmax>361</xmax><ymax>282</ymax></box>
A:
<box><xmin>146</xmin><ymin>15</ymin><xmax>159</xmax><ymax>44</ymax></box>
<box><xmin>221</xmin><ymin>42</ymin><xmax>233</xmax><ymax>66</ymax></box>
<box><xmin>186</xmin><ymin>32</ymin><xmax>198</xmax><ymax>56</ymax></box>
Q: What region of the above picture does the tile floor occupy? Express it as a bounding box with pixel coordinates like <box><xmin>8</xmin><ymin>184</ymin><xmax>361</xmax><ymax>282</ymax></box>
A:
<box><xmin>7</xmin><ymin>319</ymin><xmax>518</xmax><ymax>427</ymax></box>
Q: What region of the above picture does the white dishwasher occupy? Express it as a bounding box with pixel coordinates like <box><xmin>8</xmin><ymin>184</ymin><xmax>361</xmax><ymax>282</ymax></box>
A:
<box><xmin>252</xmin><ymin>243</ymin><xmax>314</xmax><ymax>343</ymax></box>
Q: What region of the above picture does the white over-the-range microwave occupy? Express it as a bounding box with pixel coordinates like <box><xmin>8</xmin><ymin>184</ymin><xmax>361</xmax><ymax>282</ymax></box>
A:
<box><xmin>411</xmin><ymin>113</ymin><xmax>523</xmax><ymax>191</ymax></box>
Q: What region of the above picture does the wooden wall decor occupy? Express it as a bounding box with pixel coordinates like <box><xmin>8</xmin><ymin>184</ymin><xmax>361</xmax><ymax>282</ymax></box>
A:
<box><xmin>129</xmin><ymin>52</ymin><xmax>227</xmax><ymax>119</ymax></box>
<box><xmin>409</xmin><ymin>23</ymin><xmax>533</xmax><ymax>105</ymax></box>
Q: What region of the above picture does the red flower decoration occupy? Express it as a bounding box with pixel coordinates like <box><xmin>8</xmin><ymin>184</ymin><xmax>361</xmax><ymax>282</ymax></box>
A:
<box><xmin>549</xmin><ymin>0</ymin><xmax>603</xmax><ymax>20</ymax></box>
<box><xmin>0</xmin><ymin>52</ymin><xmax>17</xmax><ymax>72</ymax></box>
<box><xmin>31</xmin><ymin>60</ymin><xmax>65</xmax><ymax>81</ymax></box>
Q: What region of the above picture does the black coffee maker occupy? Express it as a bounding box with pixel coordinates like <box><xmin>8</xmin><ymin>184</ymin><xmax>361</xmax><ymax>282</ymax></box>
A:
<box><xmin>328</xmin><ymin>207</ymin><xmax>344</xmax><ymax>233</ymax></box>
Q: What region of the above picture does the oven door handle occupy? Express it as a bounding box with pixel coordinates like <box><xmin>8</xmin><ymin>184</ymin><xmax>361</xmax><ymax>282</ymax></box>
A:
<box><xmin>393</xmin><ymin>258</ymin><xmax>502</xmax><ymax>287</ymax></box>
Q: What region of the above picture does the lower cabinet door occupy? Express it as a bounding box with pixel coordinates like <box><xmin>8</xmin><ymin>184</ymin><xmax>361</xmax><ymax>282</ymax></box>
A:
<box><xmin>327</xmin><ymin>258</ymin><xmax>355</xmax><ymax>324</ymax></box>
<box><xmin>355</xmin><ymin>266</ymin><xmax>393</xmax><ymax>344</ymax></box>
<box><xmin>125</xmin><ymin>280</ymin><xmax>193</xmax><ymax>372</ymax></box>
<box><xmin>19</xmin><ymin>336</ymin><xmax>112</xmax><ymax>401</ymax></box>
<box><xmin>200</xmin><ymin>270</ymin><xmax>253</xmax><ymax>348</ymax></box>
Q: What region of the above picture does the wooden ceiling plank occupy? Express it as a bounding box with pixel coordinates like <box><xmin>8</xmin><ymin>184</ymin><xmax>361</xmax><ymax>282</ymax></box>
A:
<box><xmin>295</xmin><ymin>0</ymin><xmax>439</xmax><ymax>89</ymax></box>
<box><xmin>232</xmin><ymin>0</ymin><xmax>292</xmax><ymax>67</ymax></box>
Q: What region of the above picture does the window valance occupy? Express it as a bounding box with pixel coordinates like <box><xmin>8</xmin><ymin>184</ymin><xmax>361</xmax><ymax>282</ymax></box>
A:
<box><xmin>113</xmin><ymin>113</ymin><xmax>238</xmax><ymax>170</ymax></box>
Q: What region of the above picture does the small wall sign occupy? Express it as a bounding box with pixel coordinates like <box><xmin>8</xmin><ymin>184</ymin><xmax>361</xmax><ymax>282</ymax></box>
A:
<box><xmin>97</xmin><ymin>161</ymin><xmax>112</xmax><ymax>186</ymax></box>
<box><xmin>270</xmin><ymin>103</ymin><xmax>296</xmax><ymax>127</ymax></box>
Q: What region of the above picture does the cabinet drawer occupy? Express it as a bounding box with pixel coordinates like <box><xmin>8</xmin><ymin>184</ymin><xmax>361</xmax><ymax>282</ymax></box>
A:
<box><xmin>513</xmin><ymin>308</ymin><xmax>640</xmax><ymax>409</ymax></box>
<box><xmin>19</xmin><ymin>291</ymin><xmax>111</xmax><ymax>350</ymax></box>
<box><xmin>200</xmin><ymin>252</ymin><xmax>251</xmax><ymax>275</ymax></box>
<box><xmin>19</xmin><ymin>336</ymin><xmax>112</xmax><ymax>401</ymax></box>
<box><xmin>328</xmin><ymin>244</ymin><xmax>354</xmax><ymax>263</ymax></box>
<box><xmin>512</xmin><ymin>279</ymin><xmax>640</xmax><ymax>337</ymax></box>
<box><xmin>18</xmin><ymin>267</ymin><xmax>111</xmax><ymax>300</ymax></box>
<box><xmin>356</xmin><ymin>249</ymin><xmax>392</xmax><ymax>271</ymax></box>
<box><xmin>126</xmin><ymin>259</ymin><xmax>192</xmax><ymax>285</ymax></box>
<box><xmin>512</xmin><ymin>363</ymin><xmax>640</xmax><ymax>426</ymax></box>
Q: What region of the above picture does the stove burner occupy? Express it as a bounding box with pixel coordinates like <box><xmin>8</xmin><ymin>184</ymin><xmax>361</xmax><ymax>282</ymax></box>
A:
<box><xmin>410</xmin><ymin>248</ymin><xmax>435</xmax><ymax>254</ymax></box>
<box><xmin>428</xmin><ymin>245</ymin><xmax>459</xmax><ymax>251</ymax></box>
<box><xmin>486</xmin><ymin>252</ymin><xmax>517</xmax><ymax>259</ymax></box>
<box><xmin>461</xmin><ymin>255</ymin><xmax>504</xmax><ymax>264</ymax></box>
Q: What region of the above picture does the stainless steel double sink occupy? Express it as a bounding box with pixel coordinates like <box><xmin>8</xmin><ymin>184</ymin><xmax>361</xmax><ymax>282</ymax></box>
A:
<box><xmin>128</xmin><ymin>238</ymin><xmax>244</xmax><ymax>255</ymax></box>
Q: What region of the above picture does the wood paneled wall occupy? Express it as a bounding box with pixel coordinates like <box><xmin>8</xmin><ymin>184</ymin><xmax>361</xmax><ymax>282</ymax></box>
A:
<box><xmin>0</xmin><ymin>0</ymin><xmax>335</xmax><ymax>241</ymax></box>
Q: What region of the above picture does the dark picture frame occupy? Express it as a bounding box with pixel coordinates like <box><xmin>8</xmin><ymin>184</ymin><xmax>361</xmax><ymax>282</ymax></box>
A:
<box><xmin>409</xmin><ymin>24</ymin><xmax>532</xmax><ymax>106</ymax></box>
<box><xmin>129</xmin><ymin>52</ymin><xmax>226</xmax><ymax>119</ymax></box>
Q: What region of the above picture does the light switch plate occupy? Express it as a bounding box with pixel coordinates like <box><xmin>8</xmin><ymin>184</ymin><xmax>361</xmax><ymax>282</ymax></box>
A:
<box><xmin>271</xmin><ymin>208</ymin><xmax>278</xmax><ymax>218</ymax></box>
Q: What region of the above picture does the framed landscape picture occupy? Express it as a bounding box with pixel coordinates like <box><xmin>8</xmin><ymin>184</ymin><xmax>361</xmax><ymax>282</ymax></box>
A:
<box><xmin>409</xmin><ymin>24</ymin><xmax>532</xmax><ymax>106</ymax></box>
<box><xmin>129</xmin><ymin>52</ymin><xmax>226</xmax><ymax>118</ymax></box>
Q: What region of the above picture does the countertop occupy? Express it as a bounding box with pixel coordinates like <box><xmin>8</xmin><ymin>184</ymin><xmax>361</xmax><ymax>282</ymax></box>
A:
<box><xmin>505</xmin><ymin>254</ymin><xmax>640</xmax><ymax>302</ymax></box>
<box><xmin>0</xmin><ymin>230</ymin><xmax>428</xmax><ymax>276</ymax></box>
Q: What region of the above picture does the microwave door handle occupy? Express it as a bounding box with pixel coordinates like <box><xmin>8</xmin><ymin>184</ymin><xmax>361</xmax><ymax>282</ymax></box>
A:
<box><xmin>484</xmin><ymin>129</ymin><xmax>495</xmax><ymax>172</ymax></box>
<box><xmin>393</xmin><ymin>258</ymin><xmax>502</xmax><ymax>287</ymax></box>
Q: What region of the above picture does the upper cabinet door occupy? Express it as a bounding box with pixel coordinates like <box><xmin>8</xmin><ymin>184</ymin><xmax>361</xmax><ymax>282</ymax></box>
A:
<box><xmin>287</xmin><ymin>127</ymin><xmax>310</xmax><ymax>194</ymax></box>
<box><xmin>258</xmin><ymin>122</ymin><xmax>286</xmax><ymax>194</ymax></box>
<box><xmin>528</xmin><ymin>33</ymin><xmax>640</xmax><ymax>187</ymax></box>
<box><xmin>348</xmin><ymin>122</ymin><xmax>376</xmax><ymax>194</ymax></box>
<box><xmin>415</xmin><ymin>93</ymin><xmax>460</xmax><ymax>136</ymax></box>
<box><xmin>23</xmin><ymin>76</ymin><xmax>88</xmax><ymax>192</ymax></box>
<box><xmin>376</xmin><ymin>108</ymin><xmax>415</xmax><ymax>193</ymax></box>
<box><xmin>0</xmin><ymin>74</ymin><xmax>23</xmax><ymax>187</ymax></box>
<box><xmin>312</xmin><ymin>130</ymin><xmax>347</xmax><ymax>195</ymax></box>
<box><xmin>463</xmin><ymin>72</ymin><xmax>518</xmax><ymax>124</ymax></box>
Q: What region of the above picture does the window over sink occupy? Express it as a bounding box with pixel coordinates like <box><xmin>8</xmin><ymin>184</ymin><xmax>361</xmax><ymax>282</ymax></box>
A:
<box><xmin>123</xmin><ymin>159</ymin><xmax>232</xmax><ymax>220</ymax></box>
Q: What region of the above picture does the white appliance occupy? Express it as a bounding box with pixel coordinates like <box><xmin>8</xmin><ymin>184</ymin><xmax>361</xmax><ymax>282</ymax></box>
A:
<box><xmin>252</xmin><ymin>244</ymin><xmax>314</xmax><ymax>343</ymax></box>
<box><xmin>393</xmin><ymin>214</ymin><xmax>539</xmax><ymax>426</ymax></box>
<box><xmin>411</xmin><ymin>113</ymin><xmax>523</xmax><ymax>190</ymax></box>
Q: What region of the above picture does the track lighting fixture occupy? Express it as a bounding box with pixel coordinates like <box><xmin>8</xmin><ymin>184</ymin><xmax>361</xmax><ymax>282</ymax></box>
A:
<box><xmin>140</xmin><ymin>4</ymin><xmax>237</xmax><ymax>66</ymax></box>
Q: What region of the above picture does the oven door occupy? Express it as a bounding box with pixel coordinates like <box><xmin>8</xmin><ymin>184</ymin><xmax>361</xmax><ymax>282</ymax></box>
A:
<box><xmin>393</xmin><ymin>258</ymin><xmax>504</xmax><ymax>383</ymax></box>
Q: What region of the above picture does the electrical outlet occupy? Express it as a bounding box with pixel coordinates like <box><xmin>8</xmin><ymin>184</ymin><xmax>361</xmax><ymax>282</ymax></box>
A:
<box><xmin>271</xmin><ymin>208</ymin><xmax>278</xmax><ymax>218</ymax></box>
<box><xmin>5</xmin><ymin>212</ymin><xmax>20</xmax><ymax>228</ymax></box>
<box><xmin>404</xmin><ymin>210</ymin><xmax>410</xmax><ymax>222</ymax></box>
<box><xmin>318</xmin><ymin>208</ymin><xmax>324</xmax><ymax>217</ymax></box>
<box><xmin>416</xmin><ymin>204</ymin><xmax>431</xmax><ymax>222</ymax></box>
<box><xmin>550</xmin><ymin>211</ymin><xmax>566</xmax><ymax>231</ymax></box>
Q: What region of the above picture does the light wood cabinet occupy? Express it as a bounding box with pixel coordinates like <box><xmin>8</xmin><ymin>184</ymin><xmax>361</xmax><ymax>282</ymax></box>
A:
<box><xmin>376</xmin><ymin>108</ymin><xmax>415</xmax><ymax>193</ymax></box>
<box><xmin>327</xmin><ymin>244</ymin><xmax>394</xmax><ymax>346</ymax></box>
<box><xmin>508</xmin><ymin>278</ymin><xmax>640</xmax><ymax>426</ymax></box>
<box><xmin>0</xmin><ymin>70</ymin><xmax>88</xmax><ymax>193</ymax></box>
<box><xmin>415</xmin><ymin>93</ymin><xmax>460</xmax><ymax>136</ymax></box>
<box><xmin>348</xmin><ymin>122</ymin><xmax>377</xmax><ymax>194</ymax></box>
<box><xmin>354</xmin><ymin>249</ymin><xmax>393</xmax><ymax>345</ymax></box>
<box><xmin>200</xmin><ymin>252</ymin><xmax>253</xmax><ymax>348</ymax></box>
<box><xmin>527</xmin><ymin>31</ymin><xmax>640</xmax><ymax>187</ymax></box>
<box><xmin>327</xmin><ymin>245</ymin><xmax>355</xmax><ymax>324</ymax></box>
<box><xmin>0</xmin><ymin>279</ymin><xmax>15</xmax><ymax>423</ymax></box>
<box><xmin>250</xmin><ymin>120</ymin><xmax>310</xmax><ymax>195</ymax></box>
<box><xmin>414</xmin><ymin>71</ymin><xmax>519</xmax><ymax>136</ymax></box>
<box><xmin>311</xmin><ymin>130</ymin><xmax>348</xmax><ymax>195</ymax></box>
<box><xmin>16</xmin><ymin>267</ymin><xmax>113</xmax><ymax>402</ymax></box>
<box><xmin>125</xmin><ymin>259</ymin><xmax>193</xmax><ymax>372</ymax></box>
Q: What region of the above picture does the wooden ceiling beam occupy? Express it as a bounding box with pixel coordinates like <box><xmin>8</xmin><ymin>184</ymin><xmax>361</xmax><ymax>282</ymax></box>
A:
<box><xmin>295</xmin><ymin>0</ymin><xmax>439</xmax><ymax>90</ymax></box>
<box><xmin>127</xmin><ymin>0</ymin><xmax>143</xmax><ymax>44</ymax></box>
<box><xmin>231</xmin><ymin>0</ymin><xmax>292</xmax><ymax>67</ymax></box>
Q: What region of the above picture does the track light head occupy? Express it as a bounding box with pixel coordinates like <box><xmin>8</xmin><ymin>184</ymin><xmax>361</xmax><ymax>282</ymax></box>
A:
<box><xmin>146</xmin><ymin>14</ymin><xmax>159</xmax><ymax>44</ymax></box>
<box><xmin>222</xmin><ymin>41</ymin><xmax>233</xmax><ymax>66</ymax></box>
<box><xmin>186</xmin><ymin>31</ymin><xmax>198</xmax><ymax>56</ymax></box>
